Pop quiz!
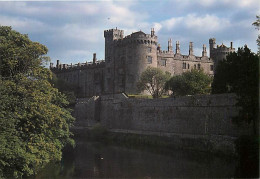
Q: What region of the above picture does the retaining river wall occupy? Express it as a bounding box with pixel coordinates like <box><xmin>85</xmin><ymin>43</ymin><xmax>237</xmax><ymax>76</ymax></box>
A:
<box><xmin>74</xmin><ymin>93</ymin><xmax>252</xmax><ymax>155</ymax></box>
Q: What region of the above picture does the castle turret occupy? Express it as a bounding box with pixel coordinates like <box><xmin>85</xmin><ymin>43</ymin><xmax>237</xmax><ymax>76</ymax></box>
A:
<box><xmin>209</xmin><ymin>38</ymin><xmax>236</xmax><ymax>72</ymax></box>
<box><xmin>151</xmin><ymin>28</ymin><xmax>155</xmax><ymax>37</ymax></box>
<box><xmin>202</xmin><ymin>44</ymin><xmax>207</xmax><ymax>57</ymax></box>
<box><xmin>104</xmin><ymin>28</ymin><xmax>124</xmax><ymax>62</ymax></box>
<box><xmin>189</xmin><ymin>42</ymin><xmax>193</xmax><ymax>56</ymax></box>
<box><xmin>93</xmin><ymin>53</ymin><xmax>97</xmax><ymax>64</ymax></box>
<box><xmin>50</xmin><ymin>62</ymin><xmax>54</xmax><ymax>68</ymax></box>
<box><xmin>176</xmin><ymin>41</ymin><xmax>180</xmax><ymax>54</ymax></box>
<box><xmin>56</xmin><ymin>60</ymin><xmax>60</xmax><ymax>68</ymax></box>
<box><xmin>209</xmin><ymin>38</ymin><xmax>216</xmax><ymax>58</ymax></box>
<box><xmin>168</xmin><ymin>38</ymin><xmax>173</xmax><ymax>52</ymax></box>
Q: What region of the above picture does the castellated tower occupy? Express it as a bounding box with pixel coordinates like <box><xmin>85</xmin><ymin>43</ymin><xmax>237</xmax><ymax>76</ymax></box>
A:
<box><xmin>209</xmin><ymin>38</ymin><xmax>235</xmax><ymax>72</ymax></box>
<box><xmin>104</xmin><ymin>28</ymin><xmax>158</xmax><ymax>94</ymax></box>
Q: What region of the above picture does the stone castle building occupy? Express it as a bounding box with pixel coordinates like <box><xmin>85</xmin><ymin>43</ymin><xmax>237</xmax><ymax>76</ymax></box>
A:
<box><xmin>50</xmin><ymin>28</ymin><xmax>235</xmax><ymax>97</ymax></box>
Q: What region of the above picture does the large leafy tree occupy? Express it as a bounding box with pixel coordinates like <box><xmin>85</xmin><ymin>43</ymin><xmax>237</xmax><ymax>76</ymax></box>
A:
<box><xmin>252</xmin><ymin>15</ymin><xmax>260</xmax><ymax>54</ymax></box>
<box><xmin>0</xmin><ymin>26</ymin><xmax>74</xmax><ymax>178</ymax></box>
<box><xmin>165</xmin><ymin>69</ymin><xmax>212</xmax><ymax>96</ymax></box>
<box><xmin>137</xmin><ymin>67</ymin><xmax>171</xmax><ymax>98</ymax></box>
<box><xmin>211</xmin><ymin>46</ymin><xmax>259</xmax><ymax>134</ymax></box>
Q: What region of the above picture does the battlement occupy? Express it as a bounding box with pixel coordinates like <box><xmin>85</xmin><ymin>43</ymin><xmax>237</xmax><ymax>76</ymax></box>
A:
<box><xmin>50</xmin><ymin>53</ymin><xmax>105</xmax><ymax>72</ymax></box>
<box><xmin>50</xmin><ymin>60</ymin><xmax>105</xmax><ymax>72</ymax></box>
<box><xmin>124</xmin><ymin>31</ymin><xmax>157</xmax><ymax>40</ymax></box>
<box><xmin>209</xmin><ymin>38</ymin><xmax>234</xmax><ymax>52</ymax></box>
<box><xmin>159</xmin><ymin>50</ymin><xmax>174</xmax><ymax>54</ymax></box>
<box><xmin>104</xmin><ymin>28</ymin><xmax>124</xmax><ymax>39</ymax></box>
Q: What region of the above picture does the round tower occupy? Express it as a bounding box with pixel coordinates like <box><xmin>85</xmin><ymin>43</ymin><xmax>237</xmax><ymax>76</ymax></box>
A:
<box><xmin>123</xmin><ymin>30</ymin><xmax>158</xmax><ymax>94</ymax></box>
<box><xmin>209</xmin><ymin>38</ymin><xmax>216</xmax><ymax>58</ymax></box>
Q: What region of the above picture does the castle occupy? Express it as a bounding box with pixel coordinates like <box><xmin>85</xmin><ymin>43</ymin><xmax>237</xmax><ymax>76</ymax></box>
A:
<box><xmin>50</xmin><ymin>28</ymin><xmax>235</xmax><ymax>97</ymax></box>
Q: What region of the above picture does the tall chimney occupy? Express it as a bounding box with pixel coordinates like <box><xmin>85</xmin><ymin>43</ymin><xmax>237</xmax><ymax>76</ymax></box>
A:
<box><xmin>93</xmin><ymin>53</ymin><xmax>97</xmax><ymax>64</ymax></box>
<box><xmin>176</xmin><ymin>41</ymin><xmax>180</xmax><ymax>54</ymax></box>
<box><xmin>230</xmin><ymin>42</ymin><xmax>233</xmax><ymax>49</ymax></box>
<box><xmin>202</xmin><ymin>44</ymin><xmax>207</xmax><ymax>57</ymax></box>
<box><xmin>189</xmin><ymin>42</ymin><xmax>193</xmax><ymax>56</ymax></box>
<box><xmin>168</xmin><ymin>38</ymin><xmax>173</xmax><ymax>52</ymax></box>
<box><xmin>151</xmin><ymin>28</ymin><xmax>155</xmax><ymax>37</ymax></box>
<box><xmin>56</xmin><ymin>60</ymin><xmax>60</xmax><ymax>68</ymax></box>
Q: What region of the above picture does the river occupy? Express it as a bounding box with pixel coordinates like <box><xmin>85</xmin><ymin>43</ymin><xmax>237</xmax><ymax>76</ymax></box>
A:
<box><xmin>35</xmin><ymin>137</ymin><xmax>242</xmax><ymax>179</ymax></box>
<box><xmin>34</xmin><ymin>138</ymin><xmax>239</xmax><ymax>178</ymax></box>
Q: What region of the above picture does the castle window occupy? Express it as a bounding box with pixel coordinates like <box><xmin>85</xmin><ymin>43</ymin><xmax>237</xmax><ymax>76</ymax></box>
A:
<box><xmin>147</xmin><ymin>56</ymin><xmax>152</xmax><ymax>64</ymax></box>
<box><xmin>198</xmin><ymin>64</ymin><xmax>201</xmax><ymax>69</ymax></box>
<box><xmin>210</xmin><ymin>65</ymin><xmax>214</xmax><ymax>71</ymax></box>
<box><xmin>160</xmin><ymin>59</ymin><xmax>166</xmax><ymax>66</ymax></box>
<box><xmin>188</xmin><ymin>64</ymin><xmax>190</xmax><ymax>69</ymax></box>
<box><xmin>183</xmin><ymin>62</ymin><xmax>186</xmax><ymax>69</ymax></box>
<box><xmin>194</xmin><ymin>64</ymin><xmax>196</xmax><ymax>69</ymax></box>
<box><xmin>148</xmin><ymin>47</ymin><xmax>152</xmax><ymax>53</ymax></box>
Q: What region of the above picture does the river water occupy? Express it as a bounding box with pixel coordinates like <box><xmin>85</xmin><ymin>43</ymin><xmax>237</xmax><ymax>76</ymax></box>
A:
<box><xmin>35</xmin><ymin>139</ymin><xmax>238</xmax><ymax>178</ymax></box>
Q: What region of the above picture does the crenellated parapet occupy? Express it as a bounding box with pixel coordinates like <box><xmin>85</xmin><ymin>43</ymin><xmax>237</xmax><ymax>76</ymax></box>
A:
<box><xmin>50</xmin><ymin>53</ymin><xmax>105</xmax><ymax>73</ymax></box>
<box><xmin>104</xmin><ymin>28</ymin><xmax>124</xmax><ymax>39</ymax></box>
<box><xmin>209</xmin><ymin>38</ymin><xmax>235</xmax><ymax>70</ymax></box>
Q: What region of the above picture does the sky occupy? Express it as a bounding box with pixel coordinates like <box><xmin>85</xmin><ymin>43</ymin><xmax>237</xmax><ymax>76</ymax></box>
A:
<box><xmin>0</xmin><ymin>0</ymin><xmax>259</xmax><ymax>65</ymax></box>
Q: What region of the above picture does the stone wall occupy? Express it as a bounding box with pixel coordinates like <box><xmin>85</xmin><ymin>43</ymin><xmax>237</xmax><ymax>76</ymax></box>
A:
<box><xmin>75</xmin><ymin>93</ymin><xmax>251</xmax><ymax>136</ymax></box>
<box><xmin>74</xmin><ymin>93</ymin><xmax>252</xmax><ymax>154</ymax></box>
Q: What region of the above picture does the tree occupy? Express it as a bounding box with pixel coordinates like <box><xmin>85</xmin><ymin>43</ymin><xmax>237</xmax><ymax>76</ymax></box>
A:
<box><xmin>211</xmin><ymin>46</ymin><xmax>259</xmax><ymax>134</ymax></box>
<box><xmin>137</xmin><ymin>67</ymin><xmax>171</xmax><ymax>98</ymax></box>
<box><xmin>0</xmin><ymin>26</ymin><xmax>74</xmax><ymax>178</ymax></box>
<box><xmin>252</xmin><ymin>15</ymin><xmax>260</xmax><ymax>54</ymax></box>
<box><xmin>165</xmin><ymin>69</ymin><xmax>212</xmax><ymax>96</ymax></box>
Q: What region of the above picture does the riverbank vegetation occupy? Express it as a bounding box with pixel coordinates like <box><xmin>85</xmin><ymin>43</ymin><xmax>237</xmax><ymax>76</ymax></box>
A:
<box><xmin>165</xmin><ymin>69</ymin><xmax>212</xmax><ymax>96</ymax></box>
<box><xmin>0</xmin><ymin>26</ymin><xmax>74</xmax><ymax>178</ymax></box>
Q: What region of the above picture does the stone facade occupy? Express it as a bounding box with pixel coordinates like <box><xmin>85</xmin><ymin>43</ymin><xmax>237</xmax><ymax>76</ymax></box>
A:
<box><xmin>51</xmin><ymin>28</ymin><xmax>234</xmax><ymax>97</ymax></box>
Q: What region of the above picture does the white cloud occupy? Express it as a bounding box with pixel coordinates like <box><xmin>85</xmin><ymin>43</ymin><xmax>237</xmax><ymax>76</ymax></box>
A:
<box><xmin>184</xmin><ymin>14</ymin><xmax>230</xmax><ymax>32</ymax></box>
<box><xmin>60</xmin><ymin>24</ymin><xmax>103</xmax><ymax>43</ymax></box>
<box><xmin>157</xmin><ymin>14</ymin><xmax>230</xmax><ymax>33</ymax></box>
<box><xmin>0</xmin><ymin>15</ymin><xmax>50</xmax><ymax>33</ymax></box>
<box><xmin>153</xmin><ymin>22</ymin><xmax>162</xmax><ymax>32</ymax></box>
<box><xmin>161</xmin><ymin>17</ymin><xmax>184</xmax><ymax>31</ymax></box>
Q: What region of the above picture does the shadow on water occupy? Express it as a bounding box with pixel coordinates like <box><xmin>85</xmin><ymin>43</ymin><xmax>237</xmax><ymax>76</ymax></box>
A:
<box><xmin>33</xmin><ymin>137</ymin><xmax>240</xmax><ymax>178</ymax></box>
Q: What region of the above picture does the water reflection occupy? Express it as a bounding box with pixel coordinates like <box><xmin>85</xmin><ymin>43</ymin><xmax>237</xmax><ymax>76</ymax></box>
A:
<box><xmin>35</xmin><ymin>138</ymin><xmax>237</xmax><ymax>178</ymax></box>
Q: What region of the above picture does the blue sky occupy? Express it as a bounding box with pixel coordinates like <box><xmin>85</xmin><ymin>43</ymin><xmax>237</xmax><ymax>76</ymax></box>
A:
<box><xmin>0</xmin><ymin>0</ymin><xmax>259</xmax><ymax>65</ymax></box>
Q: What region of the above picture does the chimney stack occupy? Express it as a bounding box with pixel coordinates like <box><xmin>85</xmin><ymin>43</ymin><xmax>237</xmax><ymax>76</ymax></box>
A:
<box><xmin>168</xmin><ymin>38</ymin><xmax>173</xmax><ymax>52</ymax></box>
<box><xmin>93</xmin><ymin>53</ymin><xmax>97</xmax><ymax>64</ymax></box>
<box><xmin>202</xmin><ymin>44</ymin><xmax>207</xmax><ymax>57</ymax></box>
<box><xmin>56</xmin><ymin>60</ymin><xmax>60</xmax><ymax>68</ymax></box>
<box><xmin>176</xmin><ymin>41</ymin><xmax>180</xmax><ymax>54</ymax></box>
<box><xmin>189</xmin><ymin>42</ymin><xmax>193</xmax><ymax>56</ymax></box>
<box><xmin>230</xmin><ymin>42</ymin><xmax>233</xmax><ymax>49</ymax></box>
<box><xmin>151</xmin><ymin>28</ymin><xmax>155</xmax><ymax>37</ymax></box>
